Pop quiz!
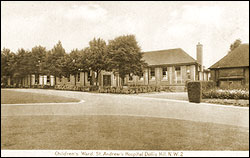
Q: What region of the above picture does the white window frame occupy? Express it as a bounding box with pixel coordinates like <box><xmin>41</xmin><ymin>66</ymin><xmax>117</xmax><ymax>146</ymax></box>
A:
<box><xmin>77</xmin><ymin>72</ymin><xmax>80</xmax><ymax>83</ymax></box>
<box><xmin>150</xmin><ymin>68</ymin><xmax>155</xmax><ymax>80</ymax></box>
<box><xmin>175</xmin><ymin>66</ymin><xmax>181</xmax><ymax>83</ymax></box>
<box><xmin>139</xmin><ymin>73</ymin><xmax>144</xmax><ymax>81</ymax></box>
<box><xmin>162</xmin><ymin>67</ymin><xmax>168</xmax><ymax>81</ymax></box>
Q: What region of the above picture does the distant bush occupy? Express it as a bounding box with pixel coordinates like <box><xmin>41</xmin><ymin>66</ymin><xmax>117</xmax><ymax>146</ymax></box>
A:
<box><xmin>55</xmin><ymin>85</ymin><xmax>99</xmax><ymax>92</ymax></box>
<box><xmin>98</xmin><ymin>85</ymin><xmax>165</xmax><ymax>94</ymax></box>
<box><xmin>200</xmin><ymin>81</ymin><xmax>215</xmax><ymax>92</ymax></box>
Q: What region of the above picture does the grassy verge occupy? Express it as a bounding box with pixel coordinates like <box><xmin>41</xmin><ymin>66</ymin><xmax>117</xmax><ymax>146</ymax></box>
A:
<box><xmin>1</xmin><ymin>115</ymin><xmax>249</xmax><ymax>150</ymax></box>
<box><xmin>1</xmin><ymin>90</ymin><xmax>79</xmax><ymax>104</ymax></box>
<box><xmin>202</xmin><ymin>99</ymin><xmax>249</xmax><ymax>107</ymax></box>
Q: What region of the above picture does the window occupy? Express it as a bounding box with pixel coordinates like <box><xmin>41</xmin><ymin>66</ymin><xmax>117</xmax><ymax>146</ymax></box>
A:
<box><xmin>35</xmin><ymin>74</ymin><xmax>39</xmax><ymax>84</ymax></box>
<box><xmin>67</xmin><ymin>76</ymin><xmax>70</xmax><ymax>82</ymax></box>
<box><xmin>175</xmin><ymin>66</ymin><xmax>181</xmax><ymax>83</ymax></box>
<box><xmin>186</xmin><ymin>66</ymin><xmax>191</xmax><ymax>80</ymax></box>
<box><xmin>162</xmin><ymin>67</ymin><xmax>168</xmax><ymax>80</ymax></box>
<box><xmin>139</xmin><ymin>72</ymin><xmax>144</xmax><ymax>81</ymax></box>
<box><xmin>129</xmin><ymin>73</ymin><xmax>133</xmax><ymax>81</ymax></box>
<box><xmin>77</xmin><ymin>72</ymin><xmax>80</xmax><ymax>82</ymax></box>
<box><xmin>150</xmin><ymin>68</ymin><xmax>155</xmax><ymax>80</ymax></box>
<box><xmin>47</xmin><ymin>76</ymin><xmax>50</xmax><ymax>84</ymax></box>
<box><xmin>59</xmin><ymin>77</ymin><xmax>62</xmax><ymax>82</ymax></box>
<box><xmin>87</xmin><ymin>71</ymin><xmax>91</xmax><ymax>82</ymax></box>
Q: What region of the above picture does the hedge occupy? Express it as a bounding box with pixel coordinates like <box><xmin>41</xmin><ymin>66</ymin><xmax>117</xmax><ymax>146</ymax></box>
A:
<box><xmin>200</xmin><ymin>81</ymin><xmax>215</xmax><ymax>92</ymax></box>
<box><xmin>202</xmin><ymin>89</ymin><xmax>249</xmax><ymax>100</ymax></box>
<box><xmin>187</xmin><ymin>81</ymin><xmax>202</xmax><ymax>103</ymax></box>
<box><xmin>55</xmin><ymin>85</ymin><xmax>99</xmax><ymax>92</ymax></box>
<box><xmin>187</xmin><ymin>81</ymin><xmax>249</xmax><ymax>101</ymax></box>
<box><xmin>98</xmin><ymin>85</ymin><xmax>163</xmax><ymax>94</ymax></box>
<box><xmin>187</xmin><ymin>81</ymin><xmax>216</xmax><ymax>103</ymax></box>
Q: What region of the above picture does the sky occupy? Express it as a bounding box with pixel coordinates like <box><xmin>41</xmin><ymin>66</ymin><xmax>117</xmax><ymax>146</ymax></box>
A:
<box><xmin>1</xmin><ymin>1</ymin><xmax>249</xmax><ymax>68</ymax></box>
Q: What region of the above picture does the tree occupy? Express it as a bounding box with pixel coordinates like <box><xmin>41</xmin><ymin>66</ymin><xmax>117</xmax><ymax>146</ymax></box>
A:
<box><xmin>14</xmin><ymin>48</ymin><xmax>31</xmax><ymax>86</ymax></box>
<box><xmin>229</xmin><ymin>39</ymin><xmax>242</xmax><ymax>53</ymax></box>
<box><xmin>30</xmin><ymin>45</ymin><xmax>48</xmax><ymax>85</ymax></box>
<box><xmin>47</xmin><ymin>41</ymin><xmax>67</xmax><ymax>85</ymax></box>
<box><xmin>86</xmin><ymin>38</ymin><xmax>109</xmax><ymax>86</ymax></box>
<box><xmin>107</xmin><ymin>35</ymin><xmax>147</xmax><ymax>86</ymax></box>
<box><xmin>68</xmin><ymin>49</ymin><xmax>85</xmax><ymax>85</ymax></box>
<box><xmin>1</xmin><ymin>48</ymin><xmax>16</xmax><ymax>85</ymax></box>
<box><xmin>59</xmin><ymin>49</ymin><xmax>87</xmax><ymax>86</ymax></box>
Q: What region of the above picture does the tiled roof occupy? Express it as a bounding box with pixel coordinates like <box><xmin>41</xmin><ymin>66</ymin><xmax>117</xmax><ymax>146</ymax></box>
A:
<box><xmin>142</xmin><ymin>48</ymin><xmax>197</xmax><ymax>66</ymax></box>
<box><xmin>209</xmin><ymin>44</ymin><xmax>249</xmax><ymax>69</ymax></box>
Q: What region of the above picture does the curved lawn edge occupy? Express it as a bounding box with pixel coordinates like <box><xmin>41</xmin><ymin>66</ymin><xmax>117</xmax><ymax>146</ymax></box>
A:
<box><xmin>1</xmin><ymin>100</ymin><xmax>85</xmax><ymax>106</ymax></box>
<box><xmin>1</xmin><ymin>89</ymin><xmax>80</xmax><ymax>104</ymax></box>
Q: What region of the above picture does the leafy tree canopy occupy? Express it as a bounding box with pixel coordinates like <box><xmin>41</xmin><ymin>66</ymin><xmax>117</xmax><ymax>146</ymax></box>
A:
<box><xmin>86</xmin><ymin>38</ymin><xmax>109</xmax><ymax>85</ymax></box>
<box><xmin>107</xmin><ymin>34</ymin><xmax>147</xmax><ymax>84</ymax></box>
<box><xmin>229</xmin><ymin>39</ymin><xmax>242</xmax><ymax>53</ymax></box>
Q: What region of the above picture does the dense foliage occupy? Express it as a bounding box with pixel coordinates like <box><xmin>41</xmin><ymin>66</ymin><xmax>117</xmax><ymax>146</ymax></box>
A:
<box><xmin>1</xmin><ymin>34</ymin><xmax>146</xmax><ymax>87</ymax></box>
<box><xmin>107</xmin><ymin>35</ymin><xmax>147</xmax><ymax>85</ymax></box>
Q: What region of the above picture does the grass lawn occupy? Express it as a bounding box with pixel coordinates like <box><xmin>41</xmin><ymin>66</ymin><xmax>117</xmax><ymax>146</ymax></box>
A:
<box><xmin>1</xmin><ymin>115</ymin><xmax>249</xmax><ymax>150</ymax></box>
<box><xmin>1</xmin><ymin>89</ymin><xmax>80</xmax><ymax>104</ymax></box>
<box><xmin>203</xmin><ymin>99</ymin><xmax>249</xmax><ymax>107</ymax></box>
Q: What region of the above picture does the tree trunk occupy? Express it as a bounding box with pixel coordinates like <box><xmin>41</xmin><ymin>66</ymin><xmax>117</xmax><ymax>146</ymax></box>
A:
<box><xmin>121</xmin><ymin>77</ymin><xmax>124</xmax><ymax>86</ymax></box>
<box><xmin>90</xmin><ymin>72</ymin><xmax>93</xmax><ymax>86</ymax></box>
<box><xmin>55</xmin><ymin>76</ymin><xmax>57</xmax><ymax>86</ymax></box>
<box><xmin>148</xmin><ymin>68</ymin><xmax>150</xmax><ymax>85</ymax></box>
<box><xmin>95</xmin><ymin>72</ymin><xmax>99</xmax><ymax>86</ymax></box>
<box><xmin>74</xmin><ymin>74</ymin><xmax>77</xmax><ymax>86</ymax></box>
<box><xmin>30</xmin><ymin>74</ymin><xmax>32</xmax><ymax>87</ymax></box>
<box><xmin>83</xmin><ymin>72</ymin><xmax>86</xmax><ymax>86</ymax></box>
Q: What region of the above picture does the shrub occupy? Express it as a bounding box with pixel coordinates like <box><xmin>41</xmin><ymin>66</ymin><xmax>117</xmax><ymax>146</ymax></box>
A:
<box><xmin>202</xmin><ymin>89</ymin><xmax>249</xmax><ymax>100</ymax></box>
<box><xmin>187</xmin><ymin>81</ymin><xmax>202</xmax><ymax>103</ymax></box>
<box><xmin>201</xmin><ymin>81</ymin><xmax>215</xmax><ymax>92</ymax></box>
<box><xmin>89</xmin><ymin>86</ymin><xmax>99</xmax><ymax>91</ymax></box>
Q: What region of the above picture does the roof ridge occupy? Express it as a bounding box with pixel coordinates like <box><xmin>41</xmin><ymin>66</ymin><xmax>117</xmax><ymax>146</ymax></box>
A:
<box><xmin>142</xmin><ymin>47</ymin><xmax>197</xmax><ymax>66</ymax></box>
<box><xmin>209</xmin><ymin>44</ymin><xmax>249</xmax><ymax>69</ymax></box>
<box><xmin>143</xmin><ymin>48</ymin><xmax>182</xmax><ymax>53</ymax></box>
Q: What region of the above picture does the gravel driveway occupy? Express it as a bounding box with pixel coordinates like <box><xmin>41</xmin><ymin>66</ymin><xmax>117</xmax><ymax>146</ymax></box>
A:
<box><xmin>2</xmin><ymin>89</ymin><xmax>249</xmax><ymax>128</ymax></box>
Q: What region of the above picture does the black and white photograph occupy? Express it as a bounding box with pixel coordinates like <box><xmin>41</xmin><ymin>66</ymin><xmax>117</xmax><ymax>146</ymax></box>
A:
<box><xmin>1</xmin><ymin>1</ymin><xmax>249</xmax><ymax>157</ymax></box>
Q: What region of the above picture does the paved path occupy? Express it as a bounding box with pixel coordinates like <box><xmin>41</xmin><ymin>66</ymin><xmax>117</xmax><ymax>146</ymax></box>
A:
<box><xmin>1</xmin><ymin>89</ymin><xmax>249</xmax><ymax>128</ymax></box>
<box><xmin>135</xmin><ymin>92</ymin><xmax>189</xmax><ymax>101</ymax></box>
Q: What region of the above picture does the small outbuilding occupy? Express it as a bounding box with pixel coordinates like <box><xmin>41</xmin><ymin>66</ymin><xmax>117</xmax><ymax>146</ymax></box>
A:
<box><xmin>209</xmin><ymin>44</ymin><xmax>249</xmax><ymax>89</ymax></box>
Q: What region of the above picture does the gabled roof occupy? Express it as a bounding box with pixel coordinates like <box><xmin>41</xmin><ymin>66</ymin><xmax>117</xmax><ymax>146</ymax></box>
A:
<box><xmin>209</xmin><ymin>44</ymin><xmax>249</xmax><ymax>69</ymax></box>
<box><xmin>142</xmin><ymin>48</ymin><xmax>197</xmax><ymax>66</ymax></box>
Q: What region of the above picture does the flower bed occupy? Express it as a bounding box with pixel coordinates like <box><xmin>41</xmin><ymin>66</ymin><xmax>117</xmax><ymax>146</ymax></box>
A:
<box><xmin>202</xmin><ymin>98</ymin><xmax>249</xmax><ymax>107</ymax></box>
<box><xmin>55</xmin><ymin>85</ymin><xmax>99</xmax><ymax>92</ymax></box>
<box><xmin>98</xmin><ymin>85</ymin><xmax>163</xmax><ymax>94</ymax></box>
<box><xmin>202</xmin><ymin>89</ymin><xmax>249</xmax><ymax>100</ymax></box>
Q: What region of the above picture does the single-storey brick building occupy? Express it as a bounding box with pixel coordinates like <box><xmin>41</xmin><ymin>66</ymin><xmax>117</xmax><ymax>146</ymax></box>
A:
<box><xmin>13</xmin><ymin>43</ymin><xmax>211</xmax><ymax>91</ymax></box>
<box><xmin>209</xmin><ymin>44</ymin><xmax>249</xmax><ymax>89</ymax></box>
<box><xmin>122</xmin><ymin>42</ymin><xmax>210</xmax><ymax>91</ymax></box>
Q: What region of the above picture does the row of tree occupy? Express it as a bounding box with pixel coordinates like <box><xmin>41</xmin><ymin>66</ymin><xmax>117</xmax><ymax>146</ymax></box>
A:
<box><xmin>1</xmin><ymin>35</ymin><xmax>147</xmax><ymax>86</ymax></box>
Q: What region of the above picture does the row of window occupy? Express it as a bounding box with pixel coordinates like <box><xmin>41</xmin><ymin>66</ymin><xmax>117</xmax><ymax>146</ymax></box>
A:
<box><xmin>35</xmin><ymin>75</ymin><xmax>51</xmax><ymax>84</ymax></box>
<box><xmin>128</xmin><ymin>66</ymin><xmax>191</xmax><ymax>82</ymax></box>
<box><xmin>66</xmin><ymin>72</ymin><xmax>92</xmax><ymax>82</ymax></box>
<box><xmin>34</xmin><ymin>72</ymin><xmax>92</xmax><ymax>84</ymax></box>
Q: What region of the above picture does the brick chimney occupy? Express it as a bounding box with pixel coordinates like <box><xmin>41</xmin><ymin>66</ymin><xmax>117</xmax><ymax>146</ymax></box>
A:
<box><xmin>196</xmin><ymin>42</ymin><xmax>203</xmax><ymax>72</ymax></box>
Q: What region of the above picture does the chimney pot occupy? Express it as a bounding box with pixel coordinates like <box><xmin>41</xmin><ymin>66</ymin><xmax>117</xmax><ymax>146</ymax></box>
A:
<box><xmin>196</xmin><ymin>42</ymin><xmax>203</xmax><ymax>72</ymax></box>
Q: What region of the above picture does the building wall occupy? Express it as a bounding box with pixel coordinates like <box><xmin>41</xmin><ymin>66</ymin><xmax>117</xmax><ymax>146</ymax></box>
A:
<box><xmin>210</xmin><ymin>67</ymin><xmax>249</xmax><ymax>89</ymax></box>
<box><xmin>12</xmin><ymin>64</ymin><xmax>211</xmax><ymax>92</ymax></box>
<box><xmin>124</xmin><ymin>64</ymin><xmax>207</xmax><ymax>88</ymax></box>
<box><xmin>244</xmin><ymin>67</ymin><xmax>249</xmax><ymax>88</ymax></box>
<box><xmin>56</xmin><ymin>72</ymin><xmax>92</xmax><ymax>87</ymax></box>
